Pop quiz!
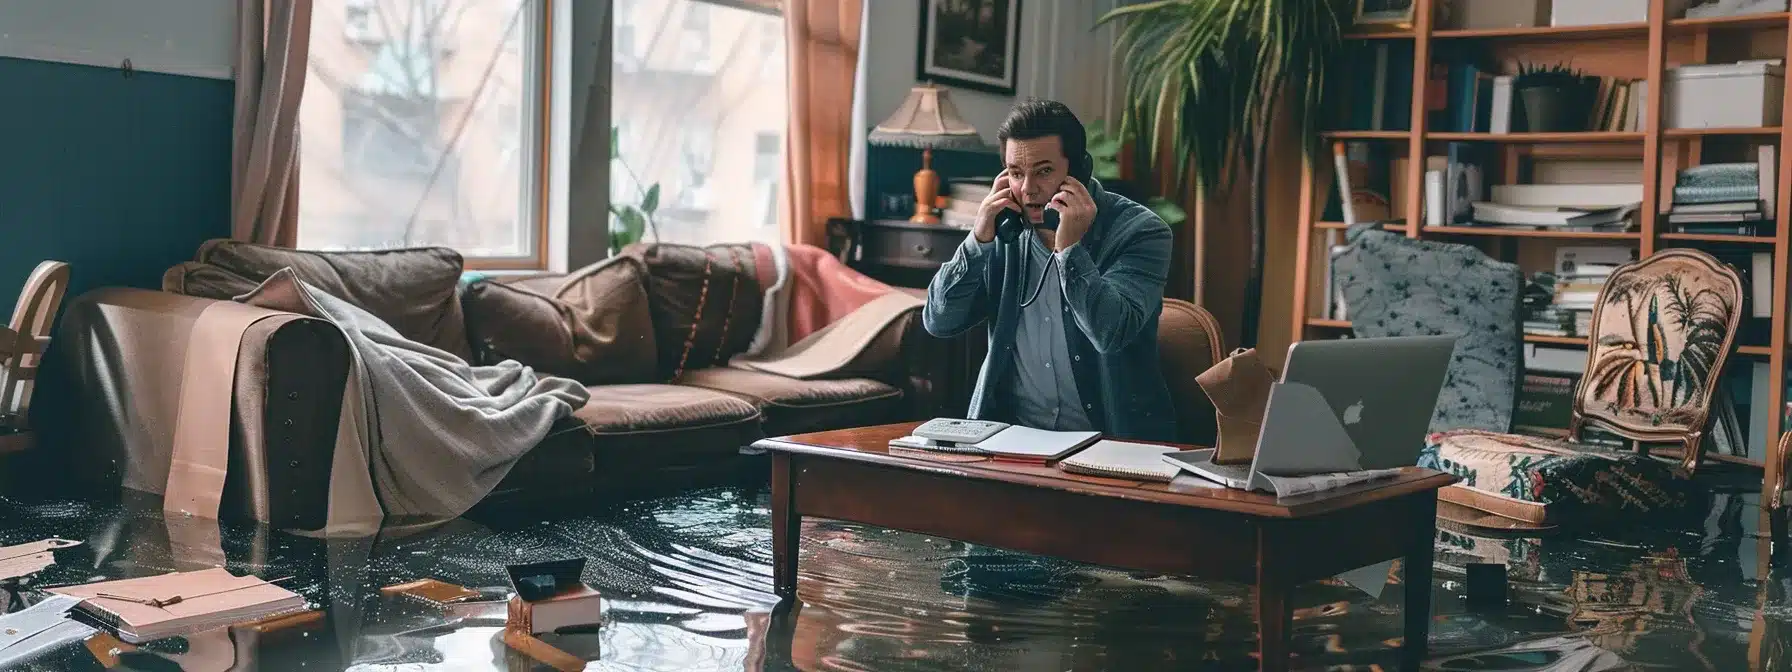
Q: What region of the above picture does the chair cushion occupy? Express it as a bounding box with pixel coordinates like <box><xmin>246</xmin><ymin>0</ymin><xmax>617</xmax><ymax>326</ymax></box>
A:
<box><xmin>1335</xmin><ymin>229</ymin><xmax>1522</xmax><ymax>434</ymax></box>
<box><xmin>573</xmin><ymin>384</ymin><xmax>763</xmax><ymax>471</ymax></box>
<box><xmin>676</xmin><ymin>367</ymin><xmax>904</xmax><ymax>437</ymax></box>
<box><xmin>176</xmin><ymin>239</ymin><xmax>474</xmax><ymax>361</ymax></box>
<box><xmin>1419</xmin><ymin>429</ymin><xmax>1694</xmax><ymax>524</ymax></box>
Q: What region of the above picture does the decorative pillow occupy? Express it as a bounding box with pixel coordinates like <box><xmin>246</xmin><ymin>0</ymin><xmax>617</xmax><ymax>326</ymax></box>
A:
<box><xmin>1420</xmin><ymin>429</ymin><xmax>1693</xmax><ymax>524</ymax></box>
<box><xmin>623</xmin><ymin>243</ymin><xmax>765</xmax><ymax>380</ymax></box>
<box><xmin>1335</xmin><ymin>229</ymin><xmax>1522</xmax><ymax>434</ymax></box>
<box><xmin>185</xmin><ymin>239</ymin><xmax>473</xmax><ymax>361</ymax></box>
<box><xmin>1578</xmin><ymin>250</ymin><xmax>1743</xmax><ymax>438</ymax></box>
<box><xmin>461</xmin><ymin>279</ymin><xmax>654</xmax><ymax>386</ymax></box>
<box><xmin>546</xmin><ymin>255</ymin><xmax>659</xmax><ymax>384</ymax></box>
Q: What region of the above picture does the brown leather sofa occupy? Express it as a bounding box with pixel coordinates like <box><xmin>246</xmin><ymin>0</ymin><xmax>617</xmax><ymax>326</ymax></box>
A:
<box><xmin>49</xmin><ymin>240</ymin><xmax>1225</xmax><ymax>528</ymax></box>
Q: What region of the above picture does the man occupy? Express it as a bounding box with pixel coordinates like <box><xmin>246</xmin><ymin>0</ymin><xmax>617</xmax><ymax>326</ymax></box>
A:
<box><xmin>923</xmin><ymin>99</ymin><xmax>1176</xmax><ymax>442</ymax></box>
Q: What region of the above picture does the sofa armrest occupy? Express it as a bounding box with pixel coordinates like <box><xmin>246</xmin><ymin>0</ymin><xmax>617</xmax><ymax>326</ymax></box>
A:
<box><xmin>47</xmin><ymin>288</ymin><xmax>349</xmax><ymax>529</ymax></box>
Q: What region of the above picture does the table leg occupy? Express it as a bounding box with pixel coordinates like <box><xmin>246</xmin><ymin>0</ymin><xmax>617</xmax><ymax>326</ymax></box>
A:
<box><xmin>771</xmin><ymin>453</ymin><xmax>799</xmax><ymax>600</ymax></box>
<box><xmin>1256</xmin><ymin>553</ymin><xmax>1292</xmax><ymax>672</ymax></box>
<box><xmin>1402</xmin><ymin>495</ymin><xmax>1438</xmax><ymax>671</ymax></box>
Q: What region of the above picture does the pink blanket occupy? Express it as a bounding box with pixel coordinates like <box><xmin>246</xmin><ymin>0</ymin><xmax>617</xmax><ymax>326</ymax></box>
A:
<box><xmin>744</xmin><ymin>243</ymin><xmax>895</xmax><ymax>356</ymax></box>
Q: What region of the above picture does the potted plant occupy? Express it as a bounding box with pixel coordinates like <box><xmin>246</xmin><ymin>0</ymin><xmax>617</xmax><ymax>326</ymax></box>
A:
<box><xmin>608</xmin><ymin>125</ymin><xmax>661</xmax><ymax>255</ymax></box>
<box><xmin>1085</xmin><ymin>120</ymin><xmax>1187</xmax><ymax>228</ymax></box>
<box><xmin>1099</xmin><ymin>0</ymin><xmax>1354</xmax><ymax>347</ymax></box>
<box><xmin>1513</xmin><ymin>63</ymin><xmax>1600</xmax><ymax>133</ymax></box>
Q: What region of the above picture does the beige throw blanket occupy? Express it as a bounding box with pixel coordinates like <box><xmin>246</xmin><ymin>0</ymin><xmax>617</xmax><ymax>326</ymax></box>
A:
<box><xmin>234</xmin><ymin>270</ymin><xmax>589</xmax><ymax>530</ymax></box>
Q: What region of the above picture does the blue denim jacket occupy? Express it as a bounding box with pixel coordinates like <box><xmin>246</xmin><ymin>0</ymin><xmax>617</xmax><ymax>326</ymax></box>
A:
<box><xmin>921</xmin><ymin>179</ymin><xmax>1178</xmax><ymax>442</ymax></box>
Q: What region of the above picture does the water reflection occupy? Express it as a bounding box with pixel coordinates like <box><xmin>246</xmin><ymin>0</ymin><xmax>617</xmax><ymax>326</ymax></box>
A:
<box><xmin>0</xmin><ymin>472</ymin><xmax>1784</xmax><ymax>670</ymax></box>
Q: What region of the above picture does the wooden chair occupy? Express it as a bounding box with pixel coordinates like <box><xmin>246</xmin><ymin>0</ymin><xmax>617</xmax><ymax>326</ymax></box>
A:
<box><xmin>1421</xmin><ymin>249</ymin><xmax>1744</xmax><ymax>527</ymax></box>
<box><xmin>1</xmin><ymin>261</ymin><xmax>71</xmax><ymax>431</ymax></box>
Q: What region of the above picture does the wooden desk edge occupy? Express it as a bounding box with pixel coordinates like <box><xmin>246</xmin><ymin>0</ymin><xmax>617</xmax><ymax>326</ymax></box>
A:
<box><xmin>755</xmin><ymin>436</ymin><xmax>1460</xmax><ymax>519</ymax></box>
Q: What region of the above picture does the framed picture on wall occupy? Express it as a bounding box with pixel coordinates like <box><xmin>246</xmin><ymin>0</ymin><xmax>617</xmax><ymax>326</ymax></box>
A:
<box><xmin>916</xmin><ymin>0</ymin><xmax>1021</xmax><ymax>96</ymax></box>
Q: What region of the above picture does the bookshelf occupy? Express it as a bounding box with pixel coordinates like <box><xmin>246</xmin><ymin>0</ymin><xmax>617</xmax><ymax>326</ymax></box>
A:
<box><xmin>1292</xmin><ymin>1</ymin><xmax>1792</xmax><ymax>486</ymax></box>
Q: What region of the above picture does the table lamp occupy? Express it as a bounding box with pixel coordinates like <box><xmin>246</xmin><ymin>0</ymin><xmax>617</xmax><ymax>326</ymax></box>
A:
<box><xmin>869</xmin><ymin>84</ymin><xmax>983</xmax><ymax>224</ymax></box>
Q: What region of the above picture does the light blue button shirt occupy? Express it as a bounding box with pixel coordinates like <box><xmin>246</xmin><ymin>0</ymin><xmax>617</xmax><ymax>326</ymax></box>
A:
<box><xmin>1008</xmin><ymin>234</ymin><xmax>1091</xmax><ymax>431</ymax></box>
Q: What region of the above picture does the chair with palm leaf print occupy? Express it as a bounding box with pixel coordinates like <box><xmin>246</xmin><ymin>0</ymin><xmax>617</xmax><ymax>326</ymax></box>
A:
<box><xmin>1419</xmin><ymin>249</ymin><xmax>1744</xmax><ymax>528</ymax></box>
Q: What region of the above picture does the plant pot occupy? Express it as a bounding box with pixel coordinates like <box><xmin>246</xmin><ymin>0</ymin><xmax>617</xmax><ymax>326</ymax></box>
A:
<box><xmin>1517</xmin><ymin>85</ymin><xmax>1587</xmax><ymax>133</ymax></box>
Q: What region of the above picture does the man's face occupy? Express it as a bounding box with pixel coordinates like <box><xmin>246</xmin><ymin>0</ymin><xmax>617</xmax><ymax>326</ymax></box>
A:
<box><xmin>1002</xmin><ymin>136</ymin><xmax>1070</xmax><ymax>225</ymax></box>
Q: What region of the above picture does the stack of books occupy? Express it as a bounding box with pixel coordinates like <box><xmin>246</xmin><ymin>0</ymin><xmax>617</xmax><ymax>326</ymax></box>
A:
<box><xmin>1552</xmin><ymin>264</ymin><xmax>1618</xmax><ymax>336</ymax></box>
<box><xmin>1666</xmin><ymin>146</ymin><xmax>1776</xmax><ymax>236</ymax></box>
<box><xmin>940</xmin><ymin>178</ymin><xmax>993</xmax><ymax>230</ymax></box>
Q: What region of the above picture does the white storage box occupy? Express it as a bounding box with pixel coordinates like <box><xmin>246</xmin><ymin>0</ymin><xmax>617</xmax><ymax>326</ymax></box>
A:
<box><xmin>1552</xmin><ymin>0</ymin><xmax>1689</xmax><ymax>26</ymax></box>
<box><xmin>1665</xmin><ymin>60</ymin><xmax>1786</xmax><ymax>128</ymax></box>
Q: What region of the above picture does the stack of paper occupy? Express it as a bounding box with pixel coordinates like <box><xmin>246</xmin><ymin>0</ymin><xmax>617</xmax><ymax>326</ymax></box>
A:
<box><xmin>52</xmin><ymin>569</ymin><xmax>307</xmax><ymax>643</ymax></box>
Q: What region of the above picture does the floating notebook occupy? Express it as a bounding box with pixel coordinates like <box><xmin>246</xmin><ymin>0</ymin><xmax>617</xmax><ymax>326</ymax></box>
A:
<box><xmin>1055</xmin><ymin>440</ymin><xmax>1181</xmax><ymax>482</ymax></box>
<box><xmin>890</xmin><ymin>426</ymin><xmax>1100</xmax><ymax>462</ymax></box>
<box><xmin>52</xmin><ymin>568</ymin><xmax>307</xmax><ymax>643</ymax></box>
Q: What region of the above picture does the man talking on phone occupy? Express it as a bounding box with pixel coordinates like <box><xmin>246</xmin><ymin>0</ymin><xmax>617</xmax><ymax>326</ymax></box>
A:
<box><xmin>923</xmin><ymin>99</ymin><xmax>1176</xmax><ymax>442</ymax></box>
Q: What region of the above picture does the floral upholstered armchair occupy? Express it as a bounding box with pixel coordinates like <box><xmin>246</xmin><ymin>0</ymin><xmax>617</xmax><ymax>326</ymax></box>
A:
<box><xmin>1420</xmin><ymin>249</ymin><xmax>1744</xmax><ymax>526</ymax></box>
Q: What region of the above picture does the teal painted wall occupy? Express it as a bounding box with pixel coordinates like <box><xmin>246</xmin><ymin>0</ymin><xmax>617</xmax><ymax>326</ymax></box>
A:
<box><xmin>0</xmin><ymin>55</ymin><xmax>232</xmax><ymax>307</ymax></box>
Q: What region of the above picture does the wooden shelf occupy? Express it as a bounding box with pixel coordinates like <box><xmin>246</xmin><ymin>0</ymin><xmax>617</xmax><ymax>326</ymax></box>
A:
<box><xmin>1322</xmin><ymin>130</ymin><xmax>1411</xmax><ymax>140</ymax></box>
<box><xmin>1428</xmin><ymin>131</ymin><xmax>1645</xmax><ymax>143</ymax></box>
<box><xmin>1432</xmin><ymin>22</ymin><xmax>1648</xmax><ymax>40</ymax></box>
<box><xmin>1659</xmin><ymin>232</ymin><xmax>1779</xmax><ymax>244</ymax></box>
<box><xmin>1667</xmin><ymin>12</ymin><xmax>1791</xmax><ymax>32</ymax></box>
<box><xmin>1316</xmin><ymin>221</ymin><xmax>1349</xmax><ymax>230</ymax></box>
<box><xmin>1306</xmin><ymin>318</ymin><xmax>1351</xmax><ymax>329</ymax></box>
<box><xmin>1662</xmin><ymin>126</ymin><xmax>1783</xmax><ymax>137</ymax></box>
<box><xmin>1524</xmin><ymin>334</ymin><xmax>1587</xmax><ymax>346</ymax></box>
<box><xmin>1421</xmin><ymin>226</ymin><xmax>1642</xmax><ymax>240</ymax></box>
<box><xmin>1521</xmin><ymin>335</ymin><xmax>1777</xmax><ymax>357</ymax></box>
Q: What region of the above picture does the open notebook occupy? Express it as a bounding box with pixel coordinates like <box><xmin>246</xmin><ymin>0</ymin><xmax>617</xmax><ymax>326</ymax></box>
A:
<box><xmin>890</xmin><ymin>425</ymin><xmax>1100</xmax><ymax>462</ymax></box>
<box><xmin>1055</xmin><ymin>440</ymin><xmax>1182</xmax><ymax>482</ymax></box>
<box><xmin>52</xmin><ymin>568</ymin><xmax>307</xmax><ymax>643</ymax></box>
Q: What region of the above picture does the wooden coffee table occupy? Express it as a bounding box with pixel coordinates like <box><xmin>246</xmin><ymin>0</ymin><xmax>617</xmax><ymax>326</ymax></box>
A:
<box><xmin>756</xmin><ymin>422</ymin><xmax>1458</xmax><ymax>671</ymax></box>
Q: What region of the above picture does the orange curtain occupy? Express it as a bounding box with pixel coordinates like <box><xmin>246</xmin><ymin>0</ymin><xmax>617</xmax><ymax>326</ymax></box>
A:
<box><xmin>781</xmin><ymin>0</ymin><xmax>863</xmax><ymax>248</ymax></box>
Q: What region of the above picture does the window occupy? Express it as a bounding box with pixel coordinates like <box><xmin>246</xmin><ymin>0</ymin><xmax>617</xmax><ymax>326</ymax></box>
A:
<box><xmin>611</xmin><ymin>0</ymin><xmax>786</xmax><ymax>246</ymax></box>
<box><xmin>299</xmin><ymin>0</ymin><xmax>552</xmax><ymax>268</ymax></box>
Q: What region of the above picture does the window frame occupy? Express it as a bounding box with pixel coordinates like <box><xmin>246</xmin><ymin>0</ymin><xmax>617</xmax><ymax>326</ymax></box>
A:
<box><xmin>463</xmin><ymin>0</ymin><xmax>556</xmax><ymax>271</ymax></box>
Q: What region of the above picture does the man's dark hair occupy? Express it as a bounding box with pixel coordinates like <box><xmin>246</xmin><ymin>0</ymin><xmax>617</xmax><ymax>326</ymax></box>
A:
<box><xmin>996</xmin><ymin>99</ymin><xmax>1087</xmax><ymax>174</ymax></box>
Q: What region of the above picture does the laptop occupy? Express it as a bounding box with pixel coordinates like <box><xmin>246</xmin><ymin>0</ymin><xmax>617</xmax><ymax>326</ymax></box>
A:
<box><xmin>1164</xmin><ymin>335</ymin><xmax>1458</xmax><ymax>489</ymax></box>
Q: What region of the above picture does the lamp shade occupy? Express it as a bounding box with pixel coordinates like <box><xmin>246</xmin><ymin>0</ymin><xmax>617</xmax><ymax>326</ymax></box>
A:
<box><xmin>869</xmin><ymin>84</ymin><xmax>984</xmax><ymax>150</ymax></box>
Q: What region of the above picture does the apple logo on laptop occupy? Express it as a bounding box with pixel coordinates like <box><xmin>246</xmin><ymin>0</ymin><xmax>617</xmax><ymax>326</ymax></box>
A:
<box><xmin>1342</xmin><ymin>400</ymin><xmax>1365</xmax><ymax>426</ymax></box>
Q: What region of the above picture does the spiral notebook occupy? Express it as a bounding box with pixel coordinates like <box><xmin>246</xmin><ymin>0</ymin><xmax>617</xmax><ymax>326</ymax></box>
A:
<box><xmin>52</xmin><ymin>568</ymin><xmax>307</xmax><ymax>643</ymax></box>
<box><xmin>1054</xmin><ymin>440</ymin><xmax>1181</xmax><ymax>482</ymax></box>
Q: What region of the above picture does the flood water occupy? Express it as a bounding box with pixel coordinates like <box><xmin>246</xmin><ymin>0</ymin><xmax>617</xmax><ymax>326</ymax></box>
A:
<box><xmin>0</xmin><ymin>465</ymin><xmax>1786</xmax><ymax>670</ymax></box>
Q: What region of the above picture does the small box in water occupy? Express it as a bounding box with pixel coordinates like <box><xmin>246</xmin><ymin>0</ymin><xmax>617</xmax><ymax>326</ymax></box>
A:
<box><xmin>505</xmin><ymin>558</ymin><xmax>603</xmax><ymax>635</ymax></box>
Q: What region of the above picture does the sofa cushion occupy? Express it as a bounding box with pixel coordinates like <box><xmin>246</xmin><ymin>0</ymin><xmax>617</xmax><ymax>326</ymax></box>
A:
<box><xmin>184</xmin><ymin>239</ymin><xmax>473</xmax><ymax>361</ymax></box>
<box><xmin>624</xmin><ymin>243</ymin><xmax>765</xmax><ymax>379</ymax></box>
<box><xmin>574</xmin><ymin>384</ymin><xmax>762</xmax><ymax>470</ymax></box>
<box><xmin>461</xmin><ymin>276</ymin><xmax>657</xmax><ymax>385</ymax></box>
<box><xmin>677</xmin><ymin>367</ymin><xmax>904</xmax><ymax>437</ymax></box>
<box><xmin>1419</xmin><ymin>429</ymin><xmax>1694</xmax><ymax>525</ymax></box>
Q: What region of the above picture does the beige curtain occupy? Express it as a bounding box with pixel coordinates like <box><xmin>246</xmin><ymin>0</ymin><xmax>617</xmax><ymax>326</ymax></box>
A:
<box><xmin>231</xmin><ymin>0</ymin><xmax>313</xmax><ymax>247</ymax></box>
<box><xmin>782</xmin><ymin>0</ymin><xmax>863</xmax><ymax>248</ymax></box>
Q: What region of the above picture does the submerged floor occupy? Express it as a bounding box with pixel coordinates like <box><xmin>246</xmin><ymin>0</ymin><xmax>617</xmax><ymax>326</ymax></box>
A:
<box><xmin>0</xmin><ymin>469</ymin><xmax>1787</xmax><ymax>670</ymax></box>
